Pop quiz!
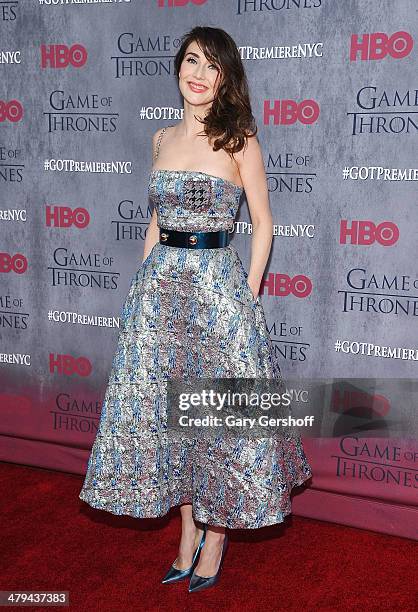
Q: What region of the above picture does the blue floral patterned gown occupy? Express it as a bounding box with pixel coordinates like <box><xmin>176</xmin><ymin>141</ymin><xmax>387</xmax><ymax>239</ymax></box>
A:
<box><xmin>78</xmin><ymin>161</ymin><xmax>312</xmax><ymax>528</ymax></box>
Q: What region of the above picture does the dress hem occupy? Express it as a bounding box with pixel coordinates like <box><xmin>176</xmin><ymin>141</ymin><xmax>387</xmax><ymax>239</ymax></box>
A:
<box><xmin>78</xmin><ymin>471</ymin><xmax>312</xmax><ymax>530</ymax></box>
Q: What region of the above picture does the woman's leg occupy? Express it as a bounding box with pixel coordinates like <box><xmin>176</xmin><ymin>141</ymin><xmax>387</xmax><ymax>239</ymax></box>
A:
<box><xmin>174</xmin><ymin>504</ymin><xmax>205</xmax><ymax>570</ymax></box>
<box><xmin>193</xmin><ymin>524</ymin><xmax>226</xmax><ymax>577</ymax></box>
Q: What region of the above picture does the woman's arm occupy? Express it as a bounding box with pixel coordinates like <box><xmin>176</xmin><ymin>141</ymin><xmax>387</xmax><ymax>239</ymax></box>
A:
<box><xmin>235</xmin><ymin>134</ymin><xmax>274</xmax><ymax>299</ymax></box>
<box><xmin>141</xmin><ymin>129</ymin><xmax>164</xmax><ymax>262</ymax></box>
<box><xmin>141</xmin><ymin>207</ymin><xmax>159</xmax><ymax>262</ymax></box>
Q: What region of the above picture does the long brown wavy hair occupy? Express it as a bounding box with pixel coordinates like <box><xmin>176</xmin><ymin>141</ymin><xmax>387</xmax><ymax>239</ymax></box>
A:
<box><xmin>174</xmin><ymin>26</ymin><xmax>257</xmax><ymax>158</ymax></box>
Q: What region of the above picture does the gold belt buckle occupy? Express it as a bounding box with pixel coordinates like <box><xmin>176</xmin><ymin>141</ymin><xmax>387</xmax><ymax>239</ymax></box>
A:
<box><xmin>188</xmin><ymin>234</ymin><xmax>198</xmax><ymax>246</ymax></box>
<box><xmin>160</xmin><ymin>231</ymin><xmax>169</xmax><ymax>242</ymax></box>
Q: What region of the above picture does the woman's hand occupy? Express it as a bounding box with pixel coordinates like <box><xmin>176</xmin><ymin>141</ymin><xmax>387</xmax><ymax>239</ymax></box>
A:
<box><xmin>247</xmin><ymin>277</ymin><xmax>260</xmax><ymax>301</ymax></box>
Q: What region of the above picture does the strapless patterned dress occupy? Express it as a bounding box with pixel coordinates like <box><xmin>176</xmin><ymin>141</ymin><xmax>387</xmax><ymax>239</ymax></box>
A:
<box><xmin>79</xmin><ymin>168</ymin><xmax>312</xmax><ymax>528</ymax></box>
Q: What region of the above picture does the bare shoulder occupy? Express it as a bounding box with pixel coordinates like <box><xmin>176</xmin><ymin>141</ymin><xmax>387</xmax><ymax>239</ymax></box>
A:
<box><xmin>234</xmin><ymin>133</ymin><xmax>264</xmax><ymax>174</ymax></box>
<box><xmin>152</xmin><ymin>127</ymin><xmax>166</xmax><ymax>149</ymax></box>
<box><xmin>152</xmin><ymin>125</ymin><xmax>176</xmax><ymax>161</ymax></box>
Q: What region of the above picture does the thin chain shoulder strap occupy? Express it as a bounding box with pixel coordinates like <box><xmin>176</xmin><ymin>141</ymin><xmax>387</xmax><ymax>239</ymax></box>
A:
<box><xmin>154</xmin><ymin>124</ymin><xmax>174</xmax><ymax>162</ymax></box>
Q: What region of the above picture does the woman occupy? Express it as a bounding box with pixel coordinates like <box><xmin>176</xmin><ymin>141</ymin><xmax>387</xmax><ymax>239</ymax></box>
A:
<box><xmin>79</xmin><ymin>26</ymin><xmax>312</xmax><ymax>593</ymax></box>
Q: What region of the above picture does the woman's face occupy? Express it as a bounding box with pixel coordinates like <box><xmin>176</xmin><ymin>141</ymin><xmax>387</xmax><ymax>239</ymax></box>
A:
<box><xmin>178</xmin><ymin>40</ymin><xmax>222</xmax><ymax>108</ymax></box>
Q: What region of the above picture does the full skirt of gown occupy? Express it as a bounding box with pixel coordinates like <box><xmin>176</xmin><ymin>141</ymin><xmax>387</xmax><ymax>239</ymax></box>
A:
<box><xmin>78</xmin><ymin>238</ymin><xmax>312</xmax><ymax>529</ymax></box>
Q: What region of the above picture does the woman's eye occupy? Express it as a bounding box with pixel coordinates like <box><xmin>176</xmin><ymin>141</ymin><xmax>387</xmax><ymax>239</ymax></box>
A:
<box><xmin>185</xmin><ymin>57</ymin><xmax>218</xmax><ymax>71</ymax></box>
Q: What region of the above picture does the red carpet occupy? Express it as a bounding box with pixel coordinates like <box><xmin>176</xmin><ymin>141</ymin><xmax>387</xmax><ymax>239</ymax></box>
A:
<box><xmin>1</xmin><ymin>461</ymin><xmax>416</xmax><ymax>611</ymax></box>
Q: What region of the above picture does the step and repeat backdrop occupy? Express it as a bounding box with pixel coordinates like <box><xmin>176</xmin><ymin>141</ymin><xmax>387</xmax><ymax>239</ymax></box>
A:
<box><xmin>1</xmin><ymin>1</ymin><xmax>417</xmax><ymax>539</ymax></box>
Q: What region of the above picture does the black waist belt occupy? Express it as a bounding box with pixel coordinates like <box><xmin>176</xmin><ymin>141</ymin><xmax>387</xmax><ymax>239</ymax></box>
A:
<box><xmin>159</xmin><ymin>227</ymin><xmax>230</xmax><ymax>249</ymax></box>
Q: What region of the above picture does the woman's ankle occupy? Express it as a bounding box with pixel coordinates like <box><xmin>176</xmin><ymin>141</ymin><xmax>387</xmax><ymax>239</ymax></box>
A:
<box><xmin>205</xmin><ymin>526</ymin><xmax>225</xmax><ymax>540</ymax></box>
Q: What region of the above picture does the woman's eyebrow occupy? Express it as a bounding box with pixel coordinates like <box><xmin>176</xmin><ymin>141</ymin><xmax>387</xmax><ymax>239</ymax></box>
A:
<box><xmin>185</xmin><ymin>50</ymin><xmax>218</xmax><ymax>67</ymax></box>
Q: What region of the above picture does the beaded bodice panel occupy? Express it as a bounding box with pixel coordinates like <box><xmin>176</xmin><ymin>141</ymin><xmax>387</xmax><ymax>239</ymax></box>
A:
<box><xmin>148</xmin><ymin>168</ymin><xmax>243</xmax><ymax>232</ymax></box>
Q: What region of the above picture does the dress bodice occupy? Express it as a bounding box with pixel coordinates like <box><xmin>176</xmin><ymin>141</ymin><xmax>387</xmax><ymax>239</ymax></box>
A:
<box><xmin>148</xmin><ymin>168</ymin><xmax>243</xmax><ymax>232</ymax></box>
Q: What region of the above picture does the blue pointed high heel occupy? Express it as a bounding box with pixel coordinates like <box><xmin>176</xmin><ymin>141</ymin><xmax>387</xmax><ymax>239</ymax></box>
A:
<box><xmin>161</xmin><ymin>526</ymin><xmax>206</xmax><ymax>584</ymax></box>
<box><xmin>188</xmin><ymin>533</ymin><xmax>228</xmax><ymax>593</ymax></box>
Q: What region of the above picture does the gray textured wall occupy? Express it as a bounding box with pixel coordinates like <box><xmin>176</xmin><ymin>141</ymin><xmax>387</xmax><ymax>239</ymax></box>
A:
<box><xmin>1</xmin><ymin>1</ymin><xmax>417</xmax><ymax>472</ymax></box>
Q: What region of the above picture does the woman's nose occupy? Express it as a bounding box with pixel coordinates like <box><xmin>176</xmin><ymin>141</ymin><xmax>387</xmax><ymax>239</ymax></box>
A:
<box><xmin>193</xmin><ymin>65</ymin><xmax>206</xmax><ymax>79</ymax></box>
